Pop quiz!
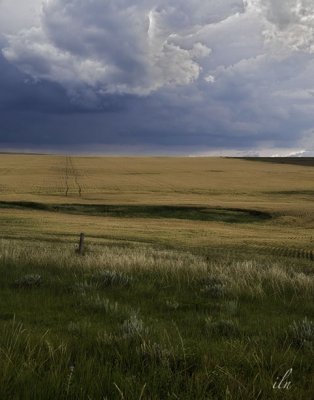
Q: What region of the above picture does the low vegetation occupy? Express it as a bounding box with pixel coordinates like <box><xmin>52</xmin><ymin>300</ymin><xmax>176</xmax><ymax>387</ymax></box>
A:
<box><xmin>0</xmin><ymin>240</ymin><xmax>313</xmax><ymax>399</ymax></box>
<box><xmin>0</xmin><ymin>201</ymin><xmax>272</xmax><ymax>223</ymax></box>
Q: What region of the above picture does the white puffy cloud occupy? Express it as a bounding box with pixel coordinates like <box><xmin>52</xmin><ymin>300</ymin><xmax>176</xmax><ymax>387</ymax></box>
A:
<box><xmin>5</xmin><ymin>0</ymin><xmax>313</xmax><ymax>99</ymax></box>
<box><xmin>246</xmin><ymin>0</ymin><xmax>314</xmax><ymax>53</ymax></box>
<box><xmin>204</xmin><ymin>74</ymin><xmax>215</xmax><ymax>83</ymax></box>
<box><xmin>3</xmin><ymin>0</ymin><xmax>237</xmax><ymax>96</ymax></box>
<box><xmin>189</xmin><ymin>148</ymin><xmax>308</xmax><ymax>157</ymax></box>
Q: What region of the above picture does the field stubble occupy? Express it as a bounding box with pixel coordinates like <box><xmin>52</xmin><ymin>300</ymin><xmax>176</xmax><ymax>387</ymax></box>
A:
<box><xmin>1</xmin><ymin>155</ymin><xmax>314</xmax><ymax>252</ymax></box>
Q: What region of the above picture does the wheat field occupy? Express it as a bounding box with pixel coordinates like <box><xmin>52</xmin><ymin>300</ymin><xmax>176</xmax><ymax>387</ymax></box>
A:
<box><xmin>1</xmin><ymin>154</ymin><xmax>314</xmax><ymax>253</ymax></box>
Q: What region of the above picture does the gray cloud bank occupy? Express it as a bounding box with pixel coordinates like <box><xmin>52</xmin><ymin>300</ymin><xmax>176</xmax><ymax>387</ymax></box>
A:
<box><xmin>1</xmin><ymin>0</ymin><xmax>314</xmax><ymax>155</ymax></box>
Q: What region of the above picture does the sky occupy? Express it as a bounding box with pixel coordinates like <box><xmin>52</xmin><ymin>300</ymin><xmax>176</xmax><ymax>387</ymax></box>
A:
<box><xmin>1</xmin><ymin>0</ymin><xmax>314</xmax><ymax>156</ymax></box>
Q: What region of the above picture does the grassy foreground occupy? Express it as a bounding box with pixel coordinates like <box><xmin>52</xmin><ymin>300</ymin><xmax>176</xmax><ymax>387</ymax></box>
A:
<box><xmin>0</xmin><ymin>240</ymin><xmax>313</xmax><ymax>399</ymax></box>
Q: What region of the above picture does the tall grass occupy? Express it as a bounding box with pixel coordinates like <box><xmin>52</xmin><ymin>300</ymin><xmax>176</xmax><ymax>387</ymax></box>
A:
<box><xmin>0</xmin><ymin>239</ymin><xmax>313</xmax><ymax>399</ymax></box>
<box><xmin>1</xmin><ymin>239</ymin><xmax>312</xmax><ymax>298</ymax></box>
<box><xmin>207</xmin><ymin>260</ymin><xmax>314</xmax><ymax>299</ymax></box>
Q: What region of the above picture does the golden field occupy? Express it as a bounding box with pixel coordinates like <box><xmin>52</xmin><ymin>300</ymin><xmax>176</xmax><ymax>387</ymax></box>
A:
<box><xmin>1</xmin><ymin>154</ymin><xmax>314</xmax><ymax>254</ymax></box>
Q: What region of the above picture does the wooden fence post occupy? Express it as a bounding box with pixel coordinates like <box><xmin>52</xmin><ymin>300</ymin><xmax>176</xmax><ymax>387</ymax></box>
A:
<box><xmin>78</xmin><ymin>233</ymin><xmax>85</xmax><ymax>254</ymax></box>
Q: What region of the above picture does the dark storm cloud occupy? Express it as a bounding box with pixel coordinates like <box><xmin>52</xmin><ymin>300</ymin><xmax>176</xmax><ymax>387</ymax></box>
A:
<box><xmin>1</xmin><ymin>0</ymin><xmax>314</xmax><ymax>155</ymax></box>
<box><xmin>0</xmin><ymin>53</ymin><xmax>71</xmax><ymax>113</ymax></box>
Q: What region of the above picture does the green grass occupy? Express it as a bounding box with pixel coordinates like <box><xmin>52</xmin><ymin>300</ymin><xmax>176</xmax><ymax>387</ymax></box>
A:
<box><xmin>0</xmin><ymin>201</ymin><xmax>272</xmax><ymax>224</ymax></box>
<box><xmin>0</xmin><ymin>240</ymin><xmax>313</xmax><ymax>399</ymax></box>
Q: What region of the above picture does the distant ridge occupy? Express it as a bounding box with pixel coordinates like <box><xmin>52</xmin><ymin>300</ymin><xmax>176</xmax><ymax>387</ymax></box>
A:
<box><xmin>238</xmin><ymin>157</ymin><xmax>314</xmax><ymax>167</ymax></box>
<box><xmin>0</xmin><ymin>152</ymin><xmax>49</xmax><ymax>155</ymax></box>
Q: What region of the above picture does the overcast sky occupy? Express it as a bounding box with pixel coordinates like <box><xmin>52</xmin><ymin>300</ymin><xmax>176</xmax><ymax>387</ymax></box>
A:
<box><xmin>1</xmin><ymin>0</ymin><xmax>314</xmax><ymax>155</ymax></box>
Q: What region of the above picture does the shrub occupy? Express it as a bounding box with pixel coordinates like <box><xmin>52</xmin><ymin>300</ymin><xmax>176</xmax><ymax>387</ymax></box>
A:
<box><xmin>91</xmin><ymin>270</ymin><xmax>131</xmax><ymax>288</ymax></box>
<box><xmin>73</xmin><ymin>280</ymin><xmax>95</xmax><ymax>296</ymax></box>
<box><xmin>200</xmin><ymin>273</ymin><xmax>222</xmax><ymax>286</ymax></box>
<box><xmin>206</xmin><ymin>318</ymin><xmax>237</xmax><ymax>336</ymax></box>
<box><xmin>87</xmin><ymin>295</ymin><xmax>119</xmax><ymax>314</ymax></box>
<box><xmin>288</xmin><ymin>317</ymin><xmax>314</xmax><ymax>348</ymax></box>
<box><xmin>14</xmin><ymin>274</ymin><xmax>42</xmax><ymax>288</ymax></box>
<box><xmin>201</xmin><ymin>283</ymin><xmax>225</xmax><ymax>298</ymax></box>
<box><xmin>67</xmin><ymin>321</ymin><xmax>91</xmax><ymax>337</ymax></box>
<box><xmin>121</xmin><ymin>314</ymin><xmax>147</xmax><ymax>339</ymax></box>
<box><xmin>96</xmin><ymin>330</ymin><xmax>115</xmax><ymax>345</ymax></box>
<box><xmin>165</xmin><ymin>300</ymin><xmax>179</xmax><ymax>310</ymax></box>
<box><xmin>139</xmin><ymin>341</ymin><xmax>172</xmax><ymax>366</ymax></box>
<box><xmin>221</xmin><ymin>300</ymin><xmax>238</xmax><ymax>315</ymax></box>
<box><xmin>199</xmin><ymin>273</ymin><xmax>225</xmax><ymax>298</ymax></box>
